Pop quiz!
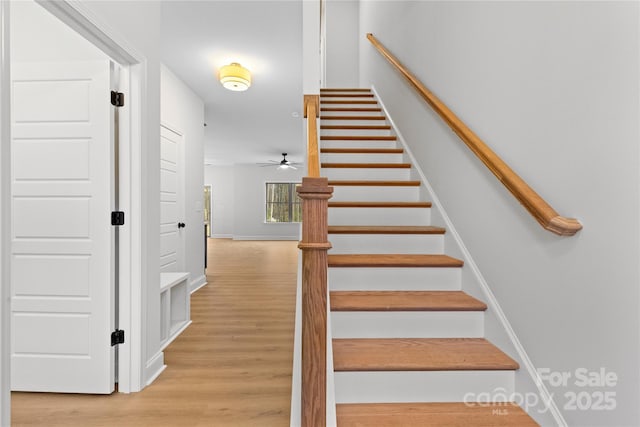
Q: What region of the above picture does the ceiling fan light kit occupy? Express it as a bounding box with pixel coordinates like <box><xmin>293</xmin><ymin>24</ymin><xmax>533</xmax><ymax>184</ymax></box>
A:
<box><xmin>219</xmin><ymin>62</ymin><xmax>251</xmax><ymax>91</ymax></box>
<box><xmin>257</xmin><ymin>153</ymin><xmax>300</xmax><ymax>170</ymax></box>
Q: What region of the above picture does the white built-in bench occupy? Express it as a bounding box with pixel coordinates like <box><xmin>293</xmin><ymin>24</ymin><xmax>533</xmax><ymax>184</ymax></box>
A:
<box><xmin>160</xmin><ymin>272</ymin><xmax>191</xmax><ymax>350</ymax></box>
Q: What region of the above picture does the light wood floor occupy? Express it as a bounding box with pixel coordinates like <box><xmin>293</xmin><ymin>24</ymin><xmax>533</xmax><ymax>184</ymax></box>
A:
<box><xmin>11</xmin><ymin>238</ymin><xmax>299</xmax><ymax>426</ymax></box>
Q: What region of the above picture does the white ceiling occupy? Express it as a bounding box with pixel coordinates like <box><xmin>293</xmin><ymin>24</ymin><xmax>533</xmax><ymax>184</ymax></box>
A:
<box><xmin>161</xmin><ymin>1</ymin><xmax>304</xmax><ymax>166</ymax></box>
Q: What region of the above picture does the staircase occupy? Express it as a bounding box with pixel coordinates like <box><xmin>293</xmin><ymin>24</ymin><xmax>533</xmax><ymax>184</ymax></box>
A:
<box><xmin>319</xmin><ymin>88</ymin><xmax>539</xmax><ymax>426</ymax></box>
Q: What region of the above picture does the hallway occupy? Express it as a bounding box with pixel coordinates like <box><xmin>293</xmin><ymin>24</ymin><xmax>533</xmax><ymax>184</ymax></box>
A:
<box><xmin>11</xmin><ymin>239</ymin><xmax>298</xmax><ymax>426</ymax></box>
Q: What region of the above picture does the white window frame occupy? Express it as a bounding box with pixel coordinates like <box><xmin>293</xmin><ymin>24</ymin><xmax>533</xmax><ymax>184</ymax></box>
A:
<box><xmin>264</xmin><ymin>182</ymin><xmax>302</xmax><ymax>224</ymax></box>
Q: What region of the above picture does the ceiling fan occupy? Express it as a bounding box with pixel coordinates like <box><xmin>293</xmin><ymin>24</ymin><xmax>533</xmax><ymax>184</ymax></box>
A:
<box><xmin>257</xmin><ymin>153</ymin><xmax>301</xmax><ymax>170</ymax></box>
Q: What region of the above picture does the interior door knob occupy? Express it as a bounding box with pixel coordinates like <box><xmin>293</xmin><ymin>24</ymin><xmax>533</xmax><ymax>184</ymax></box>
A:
<box><xmin>178</xmin><ymin>222</ymin><xmax>186</xmax><ymax>229</ymax></box>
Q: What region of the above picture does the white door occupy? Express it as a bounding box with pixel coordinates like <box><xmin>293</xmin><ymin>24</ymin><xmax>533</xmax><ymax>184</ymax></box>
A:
<box><xmin>160</xmin><ymin>125</ymin><xmax>184</xmax><ymax>272</ymax></box>
<box><xmin>11</xmin><ymin>60</ymin><xmax>115</xmax><ymax>393</ymax></box>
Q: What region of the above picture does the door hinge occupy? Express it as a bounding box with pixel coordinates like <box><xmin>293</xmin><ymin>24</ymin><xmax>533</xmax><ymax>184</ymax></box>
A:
<box><xmin>111</xmin><ymin>211</ymin><xmax>125</xmax><ymax>226</ymax></box>
<box><xmin>110</xmin><ymin>91</ymin><xmax>125</xmax><ymax>107</ymax></box>
<box><xmin>111</xmin><ymin>329</ymin><xmax>125</xmax><ymax>346</ymax></box>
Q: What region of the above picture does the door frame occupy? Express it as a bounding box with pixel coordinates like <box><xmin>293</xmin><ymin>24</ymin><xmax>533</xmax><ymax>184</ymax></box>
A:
<box><xmin>0</xmin><ymin>1</ymin><xmax>148</xmax><ymax>417</ymax></box>
<box><xmin>1</xmin><ymin>1</ymin><xmax>11</xmax><ymax>424</ymax></box>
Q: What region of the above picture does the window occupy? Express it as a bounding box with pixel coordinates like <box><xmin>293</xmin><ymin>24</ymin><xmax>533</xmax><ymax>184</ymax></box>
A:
<box><xmin>265</xmin><ymin>182</ymin><xmax>301</xmax><ymax>223</ymax></box>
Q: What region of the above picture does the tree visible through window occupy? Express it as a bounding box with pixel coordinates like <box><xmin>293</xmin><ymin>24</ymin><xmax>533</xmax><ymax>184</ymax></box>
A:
<box><xmin>265</xmin><ymin>182</ymin><xmax>302</xmax><ymax>223</ymax></box>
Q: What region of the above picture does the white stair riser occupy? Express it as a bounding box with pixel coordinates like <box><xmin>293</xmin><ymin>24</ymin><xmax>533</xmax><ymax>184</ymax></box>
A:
<box><xmin>329</xmin><ymin>207</ymin><xmax>431</xmax><ymax>226</ymax></box>
<box><xmin>329</xmin><ymin>267</ymin><xmax>461</xmax><ymax>291</ymax></box>
<box><xmin>321</xmin><ymin>128</ymin><xmax>392</xmax><ymax>137</ymax></box>
<box><xmin>321</xmin><ymin>140</ymin><xmax>397</xmax><ymax>149</ymax></box>
<box><xmin>331</xmin><ymin>311</ymin><xmax>484</xmax><ymax>338</ymax></box>
<box><xmin>334</xmin><ymin>371</ymin><xmax>514</xmax><ymax>404</ymax></box>
<box><xmin>321</xmin><ymin>153</ymin><xmax>404</xmax><ymax>163</ymax></box>
<box><xmin>329</xmin><ymin>234</ymin><xmax>444</xmax><ymax>254</ymax></box>
<box><xmin>331</xmin><ymin>186</ymin><xmax>420</xmax><ymax>202</ymax></box>
<box><xmin>323</xmin><ymin>168</ymin><xmax>411</xmax><ymax>181</ymax></box>
<box><xmin>320</xmin><ymin>119</ymin><xmax>388</xmax><ymax>127</ymax></box>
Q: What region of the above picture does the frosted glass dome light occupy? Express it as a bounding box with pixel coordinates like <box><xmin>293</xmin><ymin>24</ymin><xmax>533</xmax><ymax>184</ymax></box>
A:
<box><xmin>219</xmin><ymin>62</ymin><xmax>251</xmax><ymax>92</ymax></box>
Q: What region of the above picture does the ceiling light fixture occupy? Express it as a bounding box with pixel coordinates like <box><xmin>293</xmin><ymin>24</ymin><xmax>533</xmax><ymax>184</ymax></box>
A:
<box><xmin>219</xmin><ymin>62</ymin><xmax>251</xmax><ymax>91</ymax></box>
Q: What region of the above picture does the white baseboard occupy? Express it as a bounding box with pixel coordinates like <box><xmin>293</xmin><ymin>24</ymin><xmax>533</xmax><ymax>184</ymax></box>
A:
<box><xmin>372</xmin><ymin>85</ymin><xmax>566</xmax><ymax>427</ymax></box>
<box><xmin>160</xmin><ymin>320</ymin><xmax>192</xmax><ymax>351</ymax></box>
<box><xmin>145</xmin><ymin>350</ymin><xmax>166</xmax><ymax>387</ymax></box>
<box><xmin>190</xmin><ymin>274</ymin><xmax>207</xmax><ymax>294</ymax></box>
<box><xmin>233</xmin><ymin>235</ymin><xmax>299</xmax><ymax>241</ymax></box>
<box><xmin>212</xmin><ymin>234</ymin><xmax>233</xmax><ymax>239</ymax></box>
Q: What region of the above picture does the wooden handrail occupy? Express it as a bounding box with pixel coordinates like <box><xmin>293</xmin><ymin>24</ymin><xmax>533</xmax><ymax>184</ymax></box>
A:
<box><xmin>367</xmin><ymin>33</ymin><xmax>582</xmax><ymax>236</ymax></box>
<box><xmin>304</xmin><ymin>95</ymin><xmax>320</xmax><ymax>177</ymax></box>
<box><xmin>299</xmin><ymin>93</ymin><xmax>331</xmax><ymax>426</ymax></box>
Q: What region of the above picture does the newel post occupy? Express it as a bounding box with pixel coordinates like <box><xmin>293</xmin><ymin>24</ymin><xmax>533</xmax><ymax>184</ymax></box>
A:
<box><xmin>297</xmin><ymin>177</ymin><xmax>332</xmax><ymax>427</ymax></box>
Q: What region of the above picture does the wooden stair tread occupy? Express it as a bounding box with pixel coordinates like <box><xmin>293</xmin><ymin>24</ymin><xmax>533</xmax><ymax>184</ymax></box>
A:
<box><xmin>330</xmin><ymin>291</ymin><xmax>487</xmax><ymax>312</ymax></box>
<box><xmin>321</xmin><ymin>108</ymin><xmax>382</xmax><ymax>112</ymax></box>
<box><xmin>321</xmin><ymin>148</ymin><xmax>403</xmax><ymax>154</ymax></box>
<box><xmin>321</xmin><ymin>94</ymin><xmax>375</xmax><ymax>98</ymax></box>
<box><xmin>333</xmin><ymin>338</ymin><xmax>519</xmax><ymax>371</ymax></box>
<box><xmin>328</xmin><ymin>225</ymin><xmax>444</xmax><ymax>234</ymax></box>
<box><xmin>329</xmin><ymin>201</ymin><xmax>431</xmax><ymax>208</ymax></box>
<box><xmin>328</xmin><ymin>254</ymin><xmax>463</xmax><ymax>268</ymax></box>
<box><xmin>322</xmin><ymin>163</ymin><xmax>411</xmax><ymax>169</ymax></box>
<box><xmin>321</xmin><ymin>116</ymin><xmax>386</xmax><ymax>120</ymax></box>
<box><xmin>321</xmin><ymin>125</ymin><xmax>391</xmax><ymax>130</ymax></box>
<box><xmin>321</xmin><ymin>88</ymin><xmax>371</xmax><ymax>92</ymax></box>
<box><xmin>328</xmin><ymin>180</ymin><xmax>420</xmax><ymax>186</ymax></box>
<box><xmin>336</xmin><ymin>402</ymin><xmax>539</xmax><ymax>427</ymax></box>
<box><xmin>321</xmin><ymin>100</ymin><xmax>378</xmax><ymax>105</ymax></box>
<box><xmin>321</xmin><ymin>135</ymin><xmax>396</xmax><ymax>140</ymax></box>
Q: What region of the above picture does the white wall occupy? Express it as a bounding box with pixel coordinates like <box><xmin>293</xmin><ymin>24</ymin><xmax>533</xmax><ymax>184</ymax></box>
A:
<box><xmin>10</xmin><ymin>1</ymin><xmax>106</xmax><ymax>62</ymax></box>
<box><xmin>204</xmin><ymin>165</ymin><xmax>235</xmax><ymax>238</ymax></box>
<box><xmin>80</xmin><ymin>0</ymin><xmax>163</xmax><ymax>389</ymax></box>
<box><xmin>161</xmin><ymin>64</ymin><xmax>206</xmax><ymax>292</ymax></box>
<box><xmin>360</xmin><ymin>2</ymin><xmax>639</xmax><ymax>426</ymax></box>
<box><xmin>303</xmin><ymin>0</ymin><xmax>320</xmax><ymax>94</ymax></box>
<box><xmin>234</xmin><ymin>165</ymin><xmax>303</xmax><ymax>240</ymax></box>
<box><xmin>204</xmin><ymin>164</ymin><xmax>303</xmax><ymax>240</ymax></box>
<box><xmin>325</xmin><ymin>0</ymin><xmax>359</xmax><ymax>88</ymax></box>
